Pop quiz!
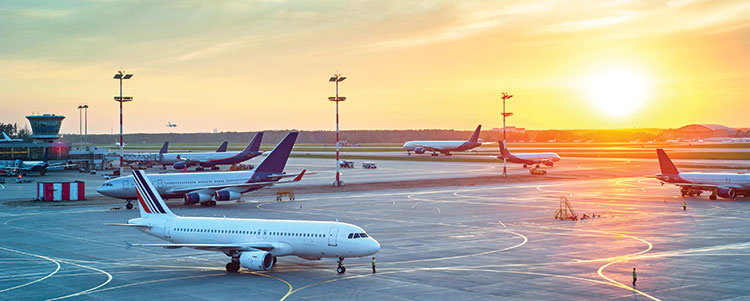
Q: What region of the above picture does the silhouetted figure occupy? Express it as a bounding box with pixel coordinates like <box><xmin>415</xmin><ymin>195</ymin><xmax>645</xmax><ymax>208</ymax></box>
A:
<box><xmin>683</xmin><ymin>200</ymin><xmax>687</xmax><ymax>211</ymax></box>
<box><xmin>372</xmin><ymin>257</ymin><xmax>376</xmax><ymax>273</ymax></box>
<box><xmin>632</xmin><ymin>267</ymin><xmax>637</xmax><ymax>287</ymax></box>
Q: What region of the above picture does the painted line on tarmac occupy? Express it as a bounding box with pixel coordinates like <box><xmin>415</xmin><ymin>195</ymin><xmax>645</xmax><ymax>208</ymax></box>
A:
<box><xmin>46</xmin><ymin>259</ymin><xmax>113</xmax><ymax>300</ymax></box>
<box><xmin>0</xmin><ymin>246</ymin><xmax>61</xmax><ymax>294</ymax></box>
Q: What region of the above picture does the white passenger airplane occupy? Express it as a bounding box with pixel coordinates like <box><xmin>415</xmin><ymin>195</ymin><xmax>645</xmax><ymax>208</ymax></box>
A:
<box><xmin>110</xmin><ymin>169</ymin><xmax>380</xmax><ymax>274</ymax></box>
<box><xmin>159</xmin><ymin>132</ymin><xmax>263</xmax><ymax>170</ymax></box>
<box><xmin>403</xmin><ymin>125</ymin><xmax>482</xmax><ymax>156</ymax></box>
<box><xmin>98</xmin><ymin>132</ymin><xmax>304</xmax><ymax>208</ymax></box>
<box><xmin>653</xmin><ymin>149</ymin><xmax>750</xmax><ymax>200</ymax></box>
<box><xmin>166</xmin><ymin>122</ymin><xmax>177</xmax><ymax>128</ymax></box>
<box><xmin>497</xmin><ymin>141</ymin><xmax>561</xmax><ymax>168</ymax></box>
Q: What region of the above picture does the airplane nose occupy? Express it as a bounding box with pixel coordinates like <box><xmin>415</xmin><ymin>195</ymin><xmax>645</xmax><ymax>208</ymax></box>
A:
<box><xmin>369</xmin><ymin>239</ymin><xmax>381</xmax><ymax>254</ymax></box>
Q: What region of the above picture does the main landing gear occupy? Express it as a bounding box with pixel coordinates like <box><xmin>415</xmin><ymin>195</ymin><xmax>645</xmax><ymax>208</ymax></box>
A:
<box><xmin>337</xmin><ymin>257</ymin><xmax>346</xmax><ymax>274</ymax></box>
<box><xmin>709</xmin><ymin>194</ymin><xmax>718</xmax><ymax>200</ymax></box>
<box><xmin>200</xmin><ymin>201</ymin><xmax>217</xmax><ymax>206</ymax></box>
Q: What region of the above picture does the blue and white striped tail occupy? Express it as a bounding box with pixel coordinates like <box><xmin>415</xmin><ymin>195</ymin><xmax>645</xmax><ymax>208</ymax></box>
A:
<box><xmin>132</xmin><ymin>170</ymin><xmax>174</xmax><ymax>217</ymax></box>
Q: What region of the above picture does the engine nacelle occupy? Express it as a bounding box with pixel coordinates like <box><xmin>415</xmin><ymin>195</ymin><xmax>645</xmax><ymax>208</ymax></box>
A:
<box><xmin>239</xmin><ymin>250</ymin><xmax>274</xmax><ymax>271</ymax></box>
<box><xmin>717</xmin><ymin>187</ymin><xmax>736</xmax><ymax>199</ymax></box>
<box><xmin>414</xmin><ymin>147</ymin><xmax>425</xmax><ymax>154</ymax></box>
<box><xmin>184</xmin><ymin>192</ymin><xmax>211</xmax><ymax>205</ymax></box>
<box><xmin>173</xmin><ymin>161</ymin><xmax>187</xmax><ymax>170</ymax></box>
<box><xmin>214</xmin><ymin>190</ymin><xmax>241</xmax><ymax>201</ymax></box>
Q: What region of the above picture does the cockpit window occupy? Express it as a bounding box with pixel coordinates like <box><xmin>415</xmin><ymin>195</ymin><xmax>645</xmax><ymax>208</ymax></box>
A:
<box><xmin>348</xmin><ymin>233</ymin><xmax>353</xmax><ymax>239</ymax></box>
<box><xmin>360</xmin><ymin>233</ymin><xmax>368</xmax><ymax>238</ymax></box>
<box><xmin>353</xmin><ymin>233</ymin><xmax>360</xmax><ymax>238</ymax></box>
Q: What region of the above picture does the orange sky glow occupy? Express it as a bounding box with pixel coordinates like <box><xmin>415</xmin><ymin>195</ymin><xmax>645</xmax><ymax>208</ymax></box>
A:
<box><xmin>0</xmin><ymin>1</ymin><xmax>748</xmax><ymax>134</ymax></box>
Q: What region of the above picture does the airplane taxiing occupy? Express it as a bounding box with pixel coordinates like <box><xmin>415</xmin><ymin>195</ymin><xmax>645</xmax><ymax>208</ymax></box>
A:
<box><xmin>97</xmin><ymin>132</ymin><xmax>304</xmax><ymax>207</ymax></box>
<box><xmin>159</xmin><ymin>133</ymin><xmax>263</xmax><ymax>170</ymax></box>
<box><xmin>403</xmin><ymin>125</ymin><xmax>483</xmax><ymax>156</ymax></box>
<box><xmin>653</xmin><ymin>149</ymin><xmax>749</xmax><ymax>200</ymax></box>
<box><xmin>497</xmin><ymin>141</ymin><xmax>561</xmax><ymax>168</ymax></box>
<box><xmin>109</xmin><ymin>169</ymin><xmax>380</xmax><ymax>274</ymax></box>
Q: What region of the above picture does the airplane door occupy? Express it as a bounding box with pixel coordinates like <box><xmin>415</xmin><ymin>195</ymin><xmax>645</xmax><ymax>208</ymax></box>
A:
<box><xmin>164</xmin><ymin>220</ymin><xmax>172</xmax><ymax>239</ymax></box>
<box><xmin>328</xmin><ymin>227</ymin><xmax>338</xmax><ymax>246</ymax></box>
<box><xmin>157</xmin><ymin>179</ymin><xmax>165</xmax><ymax>190</ymax></box>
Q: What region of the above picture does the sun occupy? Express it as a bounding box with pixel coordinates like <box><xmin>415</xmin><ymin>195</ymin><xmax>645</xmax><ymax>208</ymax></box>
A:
<box><xmin>583</xmin><ymin>68</ymin><xmax>652</xmax><ymax>117</ymax></box>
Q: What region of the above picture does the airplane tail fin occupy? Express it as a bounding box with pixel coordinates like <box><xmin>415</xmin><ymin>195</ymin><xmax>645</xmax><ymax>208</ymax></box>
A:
<box><xmin>216</xmin><ymin>141</ymin><xmax>228</xmax><ymax>152</ymax></box>
<box><xmin>468</xmin><ymin>125</ymin><xmax>482</xmax><ymax>143</ymax></box>
<box><xmin>241</xmin><ymin>133</ymin><xmax>264</xmax><ymax>154</ymax></box>
<box><xmin>42</xmin><ymin>148</ymin><xmax>49</xmax><ymax>163</ymax></box>
<box><xmin>254</xmin><ymin>132</ymin><xmax>298</xmax><ymax>174</ymax></box>
<box><xmin>656</xmin><ymin>149</ymin><xmax>679</xmax><ymax>175</ymax></box>
<box><xmin>131</xmin><ymin>170</ymin><xmax>175</xmax><ymax>217</ymax></box>
<box><xmin>498</xmin><ymin>141</ymin><xmax>512</xmax><ymax>158</ymax></box>
<box><xmin>159</xmin><ymin>142</ymin><xmax>169</xmax><ymax>154</ymax></box>
<box><xmin>2</xmin><ymin>132</ymin><xmax>10</xmax><ymax>141</ymax></box>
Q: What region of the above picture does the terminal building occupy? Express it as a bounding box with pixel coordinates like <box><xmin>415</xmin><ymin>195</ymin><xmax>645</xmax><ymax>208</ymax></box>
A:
<box><xmin>665</xmin><ymin>124</ymin><xmax>738</xmax><ymax>140</ymax></box>
<box><xmin>0</xmin><ymin>114</ymin><xmax>71</xmax><ymax>161</ymax></box>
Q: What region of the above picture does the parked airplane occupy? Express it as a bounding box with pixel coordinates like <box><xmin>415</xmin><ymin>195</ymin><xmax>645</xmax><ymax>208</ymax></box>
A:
<box><xmin>497</xmin><ymin>141</ymin><xmax>561</xmax><ymax>168</ymax></box>
<box><xmin>167</xmin><ymin>122</ymin><xmax>177</xmax><ymax>127</ymax></box>
<box><xmin>97</xmin><ymin>132</ymin><xmax>304</xmax><ymax>208</ymax></box>
<box><xmin>1</xmin><ymin>148</ymin><xmax>66</xmax><ymax>175</ymax></box>
<box><xmin>159</xmin><ymin>133</ymin><xmax>263</xmax><ymax>170</ymax></box>
<box><xmin>403</xmin><ymin>125</ymin><xmax>482</xmax><ymax>156</ymax></box>
<box><xmin>123</xmin><ymin>142</ymin><xmax>170</xmax><ymax>167</ymax></box>
<box><xmin>653</xmin><ymin>149</ymin><xmax>749</xmax><ymax>200</ymax></box>
<box><xmin>1</xmin><ymin>132</ymin><xmax>22</xmax><ymax>142</ymax></box>
<box><xmin>108</xmin><ymin>169</ymin><xmax>379</xmax><ymax>274</ymax></box>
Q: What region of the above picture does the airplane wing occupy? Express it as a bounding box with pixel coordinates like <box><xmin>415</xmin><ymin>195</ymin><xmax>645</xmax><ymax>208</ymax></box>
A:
<box><xmin>126</xmin><ymin>242</ymin><xmax>275</xmax><ymax>252</ymax></box>
<box><xmin>105</xmin><ymin>223</ymin><xmax>153</xmax><ymax>228</ymax></box>
<box><xmin>412</xmin><ymin>144</ymin><xmax>445</xmax><ymax>152</ymax></box>
<box><xmin>165</xmin><ymin>170</ymin><xmax>307</xmax><ymax>194</ymax></box>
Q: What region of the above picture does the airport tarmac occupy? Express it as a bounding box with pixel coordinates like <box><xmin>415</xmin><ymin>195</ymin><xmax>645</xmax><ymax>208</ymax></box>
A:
<box><xmin>1</xmin><ymin>157</ymin><xmax>749</xmax><ymax>300</ymax></box>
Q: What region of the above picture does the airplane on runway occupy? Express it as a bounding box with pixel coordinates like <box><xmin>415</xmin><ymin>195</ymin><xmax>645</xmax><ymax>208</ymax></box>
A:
<box><xmin>166</xmin><ymin>122</ymin><xmax>177</xmax><ymax>128</ymax></box>
<box><xmin>97</xmin><ymin>132</ymin><xmax>305</xmax><ymax>207</ymax></box>
<box><xmin>1</xmin><ymin>148</ymin><xmax>66</xmax><ymax>175</ymax></box>
<box><xmin>108</xmin><ymin>169</ymin><xmax>379</xmax><ymax>274</ymax></box>
<box><xmin>497</xmin><ymin>141</ymin><xmax>561</xmax><ymax>168</ymax></box>
<box><xmin>1</xmin><ymin>132</ymin><xmax>22</xmax><ymax>142</ymax></box>
<box><xmin>403</xmin><ymin>125</ymin><xmax>482</xmax><ymax>156</ymax></box>
<box><xmin>159</xmin><ymin>133</ymin><xmax>263</xmax><ymax>170</ymax></box>
<box><xmin>653</xmin><ymin>149</ymin><xmax>750</xmax><ymax>200</ymax></box>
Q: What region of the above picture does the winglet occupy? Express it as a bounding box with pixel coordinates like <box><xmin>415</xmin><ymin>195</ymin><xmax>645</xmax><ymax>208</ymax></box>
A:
<box><xmin>656</xmin><ymin>149</ymin><xmax>679</xmax><ymax>175</ymax></box>
<box><xmin>159</xmin><ymin>142</ymin><xmax>169</xmax><ymax>154</ymax></box>
<box><xmin>216</xmin><ymin>141</ymin><xmax>228</xmax><ymax>152</ymax></box>
<box><xmin>468</xmin><ymin>125</ymin><xmax>482</xmax><ymax>143</ymax></box>
<box><xmin>293</xmin><ymin>169</ymin><xmax>306</xmax><ymax>181</ymax></box>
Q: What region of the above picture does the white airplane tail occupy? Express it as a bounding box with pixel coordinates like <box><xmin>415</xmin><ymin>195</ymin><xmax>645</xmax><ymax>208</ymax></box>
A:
<box><xmin>131</xmin><ymin>170</ymin><xmax>175</xmax><ymax>217</ymax></box>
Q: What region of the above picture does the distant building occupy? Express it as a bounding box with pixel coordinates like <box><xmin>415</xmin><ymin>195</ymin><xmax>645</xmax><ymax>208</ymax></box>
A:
<box><xmin>27</xmin><ymin>114</ymin><xmax>65</xmax><ymax>141</ymax></box>
<box><xmin>493</xmin><ymin>126</ymin><xmax>526</xmax><ymax>134</ymax></box>
<box><xmin>667</xmin><ymin>124</ymin><xmax>737</xmax><ymax>140</ymax></box>
<box><xmin>0</xmin><ymin>114</ymin><xmax>70</xmax><ymax>161</ymax></box>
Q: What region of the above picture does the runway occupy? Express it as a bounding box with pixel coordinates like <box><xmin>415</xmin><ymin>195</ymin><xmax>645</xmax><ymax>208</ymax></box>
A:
<box><xmin>1</xmin><ymin>157</ymin><xmax>749</xmax><ymax>299</ymax></box>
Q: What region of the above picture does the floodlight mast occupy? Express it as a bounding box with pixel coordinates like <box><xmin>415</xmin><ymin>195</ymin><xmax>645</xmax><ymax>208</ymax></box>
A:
<box><xmin>329</xmin><ymin>74</ymin><xmax>346</xmax><ymax>187</ymax></box>
<box><xmin>114</xmin><ymin>70</ymin><xmax>133</xmax><ymax>176</ymax></box>
<box><xmin>501</xmin><ymin>91</ymin><xmax>513</xmax><ymax>178</ymax></box>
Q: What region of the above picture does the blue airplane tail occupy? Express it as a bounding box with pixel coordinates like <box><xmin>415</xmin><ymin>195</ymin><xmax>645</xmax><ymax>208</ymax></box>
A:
<box><xmin>216</xmin><ymin>141</ymin><xmax>228</xmax><ymax>152</ymax></box>
<box><xmin>255</xmin><ymin>132</ymin><xmax>298</xmax><ymax>174</ymax></box>
<box><xmin>241</xmin><ymin>133</ymin><xmax>264</xmax><ymax>155</ymax></box>
<box><xmin>159</xmin><ymin>142</ymin><xmax>169</xmax><ymax>154</ymax></box>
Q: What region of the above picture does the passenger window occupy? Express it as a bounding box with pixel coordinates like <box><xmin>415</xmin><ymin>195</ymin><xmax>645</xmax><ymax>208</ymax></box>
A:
<box><xmin>348</xmin><ymin>233</ymin><xmax>353</xmax><ymax>239</ymax></box>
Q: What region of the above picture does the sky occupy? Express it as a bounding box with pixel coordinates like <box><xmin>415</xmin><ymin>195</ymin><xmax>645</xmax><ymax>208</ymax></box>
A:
<box><xmin>0</xmin><ymin>0</ymin><xmax>748</xmax><ymax>134</ymax></box>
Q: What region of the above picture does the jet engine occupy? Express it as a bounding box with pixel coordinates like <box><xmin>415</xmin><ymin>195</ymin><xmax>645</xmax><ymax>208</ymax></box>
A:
<box><xmin>184</xmin><ymin>192</ymin><xmax>211</xmax><ymax>205</ymax></box>
<box><xmin>239</xmin><ymin>250</ymin><xmax>274</xmax><ymax>271</ymax></box>
<box><xmin>214</xmin><ymin>190</ymin><xmax>241</xmax><ymax>201</ymax></box>
<box><xmin>717</xmin><ymin>187</ymin><xmax>736</xmax><ymax>199</ymax></box>
<box><xmin>173</xmin><ymin>161</ymin><xmax>187</xmax><ymax>169</ymax></box>
<box><xmin>414</xmin><ymin>147</ymin><xmax>425</xmax><ymax>154</ymax></box>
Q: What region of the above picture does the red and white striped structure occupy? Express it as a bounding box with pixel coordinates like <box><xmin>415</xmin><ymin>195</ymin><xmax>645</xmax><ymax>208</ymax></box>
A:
<box><xmin>37</xmin><ymin>181</ymin><xmax>85</xmax><ymax>201</ymax></box>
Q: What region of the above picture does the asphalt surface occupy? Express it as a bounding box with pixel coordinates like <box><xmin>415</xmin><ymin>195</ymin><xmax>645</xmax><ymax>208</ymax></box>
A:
<box><xmin>1</xmin><ymin>157</ymin><xmax>749</xmax><ymax>300</ymax></box>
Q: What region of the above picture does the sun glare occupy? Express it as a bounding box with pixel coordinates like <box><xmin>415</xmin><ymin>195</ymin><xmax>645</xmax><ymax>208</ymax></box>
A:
<box><xmin>584</xmin><ymin>68</ymin><xmax>651</xmax><ymax>117</ymax></box>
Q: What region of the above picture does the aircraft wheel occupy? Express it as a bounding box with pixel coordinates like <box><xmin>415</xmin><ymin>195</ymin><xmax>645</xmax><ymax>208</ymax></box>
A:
<box><xmin>226</xmin><ymin>262</ymin><xmax>240</xmax><ymax>273</ymax></box>
<box><xmin>126</xmin><ymin>202</ymin><xmax>134</xmax><ymax>210</ymax></box>
<box><xmin>709</xmin><ymin>194</ymin><xmax>717</xmax><ymax>200</ymax></box>
<box><xmin>337</xmin><ymin>266</ymin><xmax>346</xmax><ymax>274</ymax></box>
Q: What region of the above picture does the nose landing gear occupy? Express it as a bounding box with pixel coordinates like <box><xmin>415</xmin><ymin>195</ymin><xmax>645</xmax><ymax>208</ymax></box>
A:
<box><xmin>336</xmin><ymin>257</ymin><xmax>346</xmax><ymax>274</ymax></box>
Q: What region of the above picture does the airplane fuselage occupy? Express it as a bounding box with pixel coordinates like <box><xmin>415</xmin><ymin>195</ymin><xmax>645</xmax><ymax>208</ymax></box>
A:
<box><xmin>499</xmin><ymin>152</ymin><xmax>561</xmax><ymax>165</ymax></box>
<box><xmin>132</xmin><ymin>216</ymin><xmax>380</xmax><ymax>259</ymax></box>
<box><xmin>98</xmin><ymin>171</ymin><xmax>257</xmax><ymax>200</ymax></box>
<box><xmin>403</xmin><ymin>141</ymin><xmax>480</xmax><ymax>154</ymax></box>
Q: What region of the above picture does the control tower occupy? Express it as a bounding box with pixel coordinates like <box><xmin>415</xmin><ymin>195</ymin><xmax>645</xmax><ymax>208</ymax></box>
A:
<box><xmin>26</xmin><ymin>114</ymin><xmax>65</xmax><ymax>142</ymax></box>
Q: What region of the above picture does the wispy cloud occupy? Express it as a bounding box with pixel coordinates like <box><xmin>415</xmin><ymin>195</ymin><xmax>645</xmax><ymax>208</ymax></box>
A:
<box><xmin>174</xmin><ymin>41</ymin><xmax>243</xmax><ymax>62</ymax></box>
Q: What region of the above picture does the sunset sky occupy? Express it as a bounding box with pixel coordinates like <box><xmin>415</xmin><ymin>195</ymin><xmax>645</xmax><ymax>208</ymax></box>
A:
<box><xmin>1</xmin><ymin>1</ymin><xmax>748</xmax><ymax>134</ymax></box>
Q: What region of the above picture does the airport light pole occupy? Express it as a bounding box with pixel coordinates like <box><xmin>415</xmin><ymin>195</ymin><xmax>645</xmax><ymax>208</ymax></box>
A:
<box><xmin>77</xmin><ymin>105</ymin><xmax>83</xmax><ymax>148</ymax></box>
<box><xmin>501</xmin><ymin>92</ymin><xmax>513</xmax><ymax>178</ymax></box>
<box><xmin>114</xmin><ymin>70</ymin><xmax>133</xmax><ymax>176</ymax></box>
<box><xmin>329</xmin><ymin>74</ymin><xmax>346</xmax><ymax>187</ymax></box>
<box><xmin>83</xmin><ymin>104</ymin><xmax>89</xmax><ymax>146</ymax></box>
